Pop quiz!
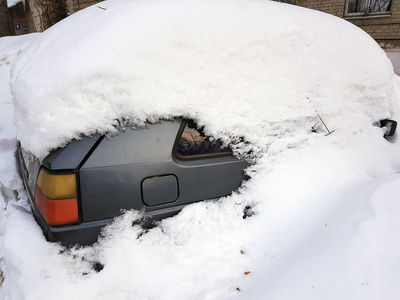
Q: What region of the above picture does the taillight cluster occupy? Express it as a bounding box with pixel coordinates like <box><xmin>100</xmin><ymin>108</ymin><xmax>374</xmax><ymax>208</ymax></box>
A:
<box><xmin>35</xmin><ymin>169</ymin><xmax>79</xmax><ymax>226</ymax></box>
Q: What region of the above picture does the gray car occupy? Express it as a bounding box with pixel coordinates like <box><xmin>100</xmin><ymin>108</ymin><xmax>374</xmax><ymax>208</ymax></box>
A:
<box><xmin>17</xmin><ymin>118</ymin><xmax>248</xmax><ymax>246</ymax></box>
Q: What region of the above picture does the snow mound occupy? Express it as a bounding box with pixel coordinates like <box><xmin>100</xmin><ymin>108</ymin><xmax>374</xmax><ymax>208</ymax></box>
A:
<box><xmin>10</xmin><ymin>0</ymin><xmax>397</xmax><ymax>159</ymax></box>
<box><xmin>0</xmin><ymin>34</ymin><xmax>38</xmax><ymax>140</ymax></box>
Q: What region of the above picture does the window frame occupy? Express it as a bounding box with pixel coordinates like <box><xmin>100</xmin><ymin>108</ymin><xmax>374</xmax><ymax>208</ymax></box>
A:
<box><xmin>344</xmin><ymin>0</ymin><xmax>393</xmax><ymax>18</ymax></box>
<box><xmin>173</xmin><ymin>120</ymin><xmax>233</xmax><ymax>161</ymax></box>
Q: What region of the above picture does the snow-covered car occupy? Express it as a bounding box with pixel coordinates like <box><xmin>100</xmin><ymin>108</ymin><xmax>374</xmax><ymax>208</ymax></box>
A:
<box><xmin>11</xmin><ymin>0</ymin><xmax>399</xmax><ymax>247</ymax></box>
<box><xmin>17</xmin><ymin>118</ymin><xmax>248</xmax><ymax>245</ymax></box>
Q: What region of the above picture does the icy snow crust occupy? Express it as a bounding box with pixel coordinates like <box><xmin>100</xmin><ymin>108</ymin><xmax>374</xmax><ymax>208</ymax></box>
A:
<box><xmin>11</xmin><ymin>0</ymin><xmax>396</xmax><ymax>159</ymax></box>
<box><xmin>2</xmin><ymin>0</ymin><xmax>400</xmax><ymax>299</ymax></box>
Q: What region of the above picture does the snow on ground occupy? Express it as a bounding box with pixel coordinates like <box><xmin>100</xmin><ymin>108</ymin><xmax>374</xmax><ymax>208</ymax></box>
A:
<box><xmin>1</xmin><ymin>0</ymin><xmax>400</xmax><ymax>299</ymax></box>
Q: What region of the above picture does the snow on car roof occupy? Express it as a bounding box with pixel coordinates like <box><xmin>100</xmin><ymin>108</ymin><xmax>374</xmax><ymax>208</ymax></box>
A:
<box><xmin>10</xmin><ymin>0</ymin><xmax>398</xmax><ymax>160</ymax></box>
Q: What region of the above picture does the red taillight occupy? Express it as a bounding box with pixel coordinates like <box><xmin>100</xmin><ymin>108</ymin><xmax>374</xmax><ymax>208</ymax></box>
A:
<box><xmin>35</xmin><ymin>169</ymin><xmax>79</xmax><ymax>226</ymax></box>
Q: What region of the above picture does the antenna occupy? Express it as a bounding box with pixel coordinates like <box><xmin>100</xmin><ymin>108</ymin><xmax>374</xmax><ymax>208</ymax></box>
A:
<box><xmin>308</xmin><ymin>97</ymin><xmax>335</xmax><ymax>136</ymax></box>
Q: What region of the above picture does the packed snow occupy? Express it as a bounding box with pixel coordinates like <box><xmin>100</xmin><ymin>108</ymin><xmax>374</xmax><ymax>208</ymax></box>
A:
<box><xmin>1</xmin><ymin>0</ymin><xmax>400</xmax><ymax>299</ymax></box>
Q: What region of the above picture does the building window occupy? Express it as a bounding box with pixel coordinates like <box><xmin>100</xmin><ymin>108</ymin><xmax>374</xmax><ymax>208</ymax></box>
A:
<box><xmin>176</xmin><ymin>120</ymin><xmax>231</xmax><ymax>159</ymax></box>
<box><xmin>345</xmin><ymin>0</ymin><xmax>392</xmax><ymax>17</ymax></box>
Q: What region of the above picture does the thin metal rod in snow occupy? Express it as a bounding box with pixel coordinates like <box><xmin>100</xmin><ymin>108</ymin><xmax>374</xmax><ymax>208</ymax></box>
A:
<box><xmin>316</xmin><ymin>113</ymin><xmax>335</xmax><ymax>136</ymax></box>
<box><xmin>308</xmin><ymin>97</ymin><xmax>335</xmax><ymax>136</ymax></box>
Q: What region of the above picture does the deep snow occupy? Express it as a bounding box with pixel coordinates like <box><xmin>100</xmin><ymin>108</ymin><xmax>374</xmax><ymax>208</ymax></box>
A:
<box><xmin>1</xmin><ymin>0</ymin><xmax>400</xmax><ymax>299</ymax></box>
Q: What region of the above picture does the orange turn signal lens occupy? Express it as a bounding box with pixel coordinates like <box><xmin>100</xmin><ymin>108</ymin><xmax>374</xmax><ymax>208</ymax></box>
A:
<box><xmin>35</xmin><ymin>169</ymin><xmax>79</xmax><ymax>226</ymax></box>
<box><xmin>36</xmin><ymin>170</ymin><xmax>77</xmax><ymax>199</ymax></box>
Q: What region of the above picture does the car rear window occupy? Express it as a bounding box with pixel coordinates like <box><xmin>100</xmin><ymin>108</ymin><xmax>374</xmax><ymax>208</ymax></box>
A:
<box><xmin>176</xmin><ymin>120</ymin><xmax>230</xmax><ymax>158</ymax></box>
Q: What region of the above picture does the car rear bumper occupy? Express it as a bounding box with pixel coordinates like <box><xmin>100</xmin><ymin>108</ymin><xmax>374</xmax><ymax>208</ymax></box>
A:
<box><xmin>35</xmin><ymin>205</ymin><xmax>185</xmax><ymax>246</ymax></box>
<box><xmin>35</xmin><ymin>211</ymin><xmax>114</xmax><ymax>246</ymax></box>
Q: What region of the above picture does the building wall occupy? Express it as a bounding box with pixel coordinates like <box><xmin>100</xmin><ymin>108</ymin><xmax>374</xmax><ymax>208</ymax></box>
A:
<box><xmin>0</xmin><ymin>0</ymin><xmax>13</xmax><ymax>37</ymax></box>
<box><xmin>9</xmin><ymin>1</ymin><xmax>36</xmax><ymax>36</ymax></box>
<box><xmin>67</xmin><ymin>0</ymin><xmax>101</xmax><ymax>15</ymax></box>
<box><xmin>27</xmin><ymin>0</ymin><xmax>69</xmax><ymax>33</ymax></box>
<box><xmin>297</xmin><ymin>0</ymin><xmax>345</xmax><ymax>17</ymax></box>
<box><xmin>0</xmin><ymin>0</ymin><xmax>37</xmax><ymax>37</ymax></box>
<box><xmin>349</xmin><ymin>2</ymin><xmax>400</xmax><ymax>47</ymax></box>
<box><xmin>297</xmin><ymin>0</ymin><xmax>400</xmax><ymax>47</ymax></box>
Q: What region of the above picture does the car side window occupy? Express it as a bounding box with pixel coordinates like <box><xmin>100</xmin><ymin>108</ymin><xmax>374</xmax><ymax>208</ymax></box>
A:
<box><xmin>176</xmin><ymin>120</ymin><xmax>231</xmax><ymax>158</ymax></box>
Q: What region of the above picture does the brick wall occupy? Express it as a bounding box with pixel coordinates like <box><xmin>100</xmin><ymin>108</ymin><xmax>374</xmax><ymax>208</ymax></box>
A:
<box><xmin>297</xmin><ymin>0</ymin><xmax>345</xmax><ymax>17</ymax></box>
<box><xmin>349</xmin><ymin>2</ymin><xmax>400</xmax><ymax>46</ymax></box>
<box><xmin>297</xmin><ymin>0</ymin><xmax>400</xmax><ymax>47</ymax></box>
